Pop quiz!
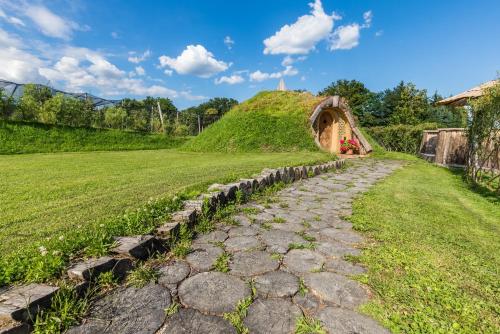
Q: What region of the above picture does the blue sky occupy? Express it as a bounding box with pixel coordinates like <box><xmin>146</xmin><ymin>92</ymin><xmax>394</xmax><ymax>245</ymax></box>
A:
<box><xmin>0</xmin><ymin>0</ymin><xmax>498</xmax><ymax>109</ymax></box>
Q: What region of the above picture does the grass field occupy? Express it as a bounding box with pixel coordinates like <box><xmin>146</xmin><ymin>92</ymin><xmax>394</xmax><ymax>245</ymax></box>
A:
<box><xmin>0</xmin><ymin>120</ymin><xmax>186</xmax><ymax>154</ymax></box>
<box><xmin>350</xmin><ymin>160</ymin><xmax>500</xmax><ymax>333</ymax></box>
<box><xmin>0</xmin><ymin>149</ymin><xmax>329</xmax><ymax>259</ymax></box>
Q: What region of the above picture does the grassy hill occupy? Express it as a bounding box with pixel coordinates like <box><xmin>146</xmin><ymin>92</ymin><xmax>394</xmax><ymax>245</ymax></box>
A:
<box><xmin>183</xmin><ymin>91</ymin><xmax>324</xmax><ymax>152</ymax></box>
<box><xmin>0</xmin><ymin>120</ymin><xmax>187</xmax><ymax>154</ymax></box>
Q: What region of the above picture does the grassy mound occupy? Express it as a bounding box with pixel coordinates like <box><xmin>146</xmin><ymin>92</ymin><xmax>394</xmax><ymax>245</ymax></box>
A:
<box><xmin>183</xmin><ymin>91</ymin><xmax>324</xmax><ymax>152</ymax></box>
<box><xmin>0</xmin><ymin>120</ymin><xmax>187</xmax><ymax>154</ymax></box>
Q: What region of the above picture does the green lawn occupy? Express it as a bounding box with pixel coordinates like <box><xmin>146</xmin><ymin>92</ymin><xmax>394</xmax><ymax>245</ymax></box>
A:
<box><xmin>350</xmin><ymin>160</ymin><xmax>500</xmax><ymax>333</ymax></box>
<box><xmin>0</xmin><ymin>149</ymin><xmax>328</xmax><ymax>258</ymax></box>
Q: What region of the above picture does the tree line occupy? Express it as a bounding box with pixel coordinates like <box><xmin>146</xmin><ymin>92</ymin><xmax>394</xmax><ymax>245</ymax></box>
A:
<box><xmin>0</xmin><ymin>83</ymin><xmax>238</xmax><ymax>136</ymax></box>
<box><xmin>1</xmin><ymin>80</ymin><xmax>466</xmax><ymax>136</ymax></box>
<box><xmin>319</xmin><ymin>79</ymin><xmax>466</xmax><ymax>128</ymax></box>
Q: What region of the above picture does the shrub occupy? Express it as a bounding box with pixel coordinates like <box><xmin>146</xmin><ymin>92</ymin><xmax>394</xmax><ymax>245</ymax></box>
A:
<box><xmin>366</xmin><ymin>123</ymin><xmax>439</xmax><ymax>154</ymax></box>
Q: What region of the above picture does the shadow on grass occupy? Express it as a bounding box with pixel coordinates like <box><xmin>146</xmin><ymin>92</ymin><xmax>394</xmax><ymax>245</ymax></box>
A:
<box><xmin>447</xmin><ymin>167</ymin><xmax>500</xmax><ymax>204</ymax></box>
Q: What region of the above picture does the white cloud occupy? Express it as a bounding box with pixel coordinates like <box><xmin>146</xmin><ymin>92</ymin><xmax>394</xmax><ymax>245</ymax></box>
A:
<box><xmin>224</xmin><ymin>36</ymin><xmax>235</xmax><ymax>50</ymax></box>
<box><xmin>135</xmin><ymin>66</ymin><xmax>145</xmax><ymax>76</ymax></box>
<box><xmin>375</xmin><ymin>30</ymin><xmax>383</xmax><ymax>37</ymax></box>
<box><xmin>37</xmin><ymin>47</ymin><xmax>200</xmax><ymax>99</ymax></box>
<box><xmin>111</xmin><ymin>31</ymin><xmax>119</xmax><ymax>39</ymax></box>
<box><xmin>24</xmin><ymin>5</ymin><xmax>83</xmax><ymax>40</ymax></box>
<box><xmin>128</xmin><ymin>49</ymin><xmax>151</xmax><ymax>63</ymax></box>
<box><xmin>0</xmin><ymin>29</ymin><xmax>46</xmax><ymax>82</ymax></box>
<box><xmin>164</xmin><ymin>69</ymin><xmax>173</xmax><ymax>76</ymax></box>
<box><xmin>249</xmin><ymin>66</ymin><xmax>298</xmax><ymax>82</ymax></box>
<box><xmin>0</xmin><ymin>8</ymin><xmax>25</xmax><ymax>27</ymax></box>
<box><xmin>329</xmin><ymin>10</ymin><xmax>373</xmax><ymax>51</ymax></box>
<box><xmin>87</xmin><ymin>54</ymin><xmax>125</xmax><ymax>79</ymax></box>
<box><xmin>281</xmin><ymin>55</ymin><xmax>307</xmax><ymax>67</ymax></box>
<box><xmin>263</xmin><ymin>0</ymin><xmax>340</xmax><ymax>55</ymax></box>
<box><xmin>362</xmin><ymin>10</ymin><xmax>372</xmax><ymax>28</ymax></box>
<box><xmin>214</xmin><ymin>74</ymin><xmax>244</xmax><ymax>85</ymax></box>
<box><xmin>158</xmin><ymin>44</ymin><xmax>229</xmax><ymax>78</ymax></box>
<box><xmin>329</xmin><ymin>24</ymin><xmax>360</xmax><ymax>50</ymax></box>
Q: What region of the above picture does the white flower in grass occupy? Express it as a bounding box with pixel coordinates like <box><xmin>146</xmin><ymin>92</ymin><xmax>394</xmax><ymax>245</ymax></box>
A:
<box><xmin>58</xmin><ymin>235</ymin><xmax>64</xmax><ymax>241</ymax></box>
<box><xmin>38</xmin><ymin>246</ymin><xmax>48</xmax><ymax>256</ymax></box>
<box><xmin>99</xmin><ymin>224</ymin><xmax>105</xmax><ymax>228</ymax></box>
<box><xmin>52</xmin><ymin>250</ymin><xmax>61</xmax><ymax>256</ymax></box>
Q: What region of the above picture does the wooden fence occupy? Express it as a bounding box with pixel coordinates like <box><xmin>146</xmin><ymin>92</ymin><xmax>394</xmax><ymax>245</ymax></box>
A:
<box><xmin>419</xmin><ymin>128</ymin><xmax>499</xmax><ymax>170</ymax></box>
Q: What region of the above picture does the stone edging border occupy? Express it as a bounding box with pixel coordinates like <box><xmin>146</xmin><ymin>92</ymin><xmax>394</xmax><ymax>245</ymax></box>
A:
<box><xmin>0</xmin><ymin>159</ymin><xmax>345</xmax><ymax>334</ymax></box>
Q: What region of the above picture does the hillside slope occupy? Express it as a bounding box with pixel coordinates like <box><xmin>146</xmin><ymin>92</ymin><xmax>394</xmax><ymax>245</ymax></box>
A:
<box><xmin>183</xmin><ymin>91</ymin><xmax>324</xmax><ymax>152</ymax></box>
<box><xmin>0</xmin><ymin>121</ymin><xmax>186</xmax><ymax>154</ymax></box>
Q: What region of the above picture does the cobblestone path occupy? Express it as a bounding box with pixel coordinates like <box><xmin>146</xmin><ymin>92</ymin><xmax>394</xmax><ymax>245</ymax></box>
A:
<box><xmin>68</xmin><ymin>159</ymin><xmax>403</xmax><ymax>334</ymax></box>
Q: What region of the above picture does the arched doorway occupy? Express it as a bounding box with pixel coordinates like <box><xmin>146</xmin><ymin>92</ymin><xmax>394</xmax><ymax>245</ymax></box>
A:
<box><xmin>310</xmin><ymin>96</ymin><xmax>372</xmax><ymax>155</ymax></box>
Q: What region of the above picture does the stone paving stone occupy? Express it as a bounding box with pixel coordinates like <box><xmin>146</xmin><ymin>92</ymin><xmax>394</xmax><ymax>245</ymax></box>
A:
<box><xmin>259</xmin><ymin>229</ymin><xmax>304</xmax><ymax>254</ymax></box>
<box><xmin>158</xmin><ymin>308</ymin><xmax>236</xmax><ymax>334</ymax></box>
<box><xmin>66</xmin><ymin>283</ymin><xmax>171</xmax><ymax>334</ymax></box>
<box><xmin>272</xmin><ymin>221</ymin><xmax>306</xmax><ymax>233</ymax></box>
<box><xmin>0</xmin><ymin>284</ymin><xmax>59</xmax><ymax>322</ymax></box>
<box><xmin>314</xmin><ymin>228</ymin><xmax>364</xmax><ymax>244</ymax></box>
<box><xmin>231</xmin><ymin>215</ymin><xmax>252</xmax><ymax>226</ymax></box>
<box><xmin>178</xmin><ymin>272</ymin><xmax>251</xmax><ymax>315</ymax></box>
<box><xmin>229</xmin><ymin>251</ymin><xmax>280</xmax><ymax>277</ymax></box>
<box><xmin>324</xmin><ymin>258</ymin><xmax>366</xmax><ymax>276</ymax></box>
<box><xmin>185</xmin><ymin>245</ymin><xmax>223</xmax><ymax>273</ymax></box>
<box><xmin>228</xmin><ymin>226</ymin><xmax>259</xmax><ymax>237</ymax></box>
<box><xmin>314</xmin><ymin>240</ymin><xmax>361</xmax><ymax>258</ymax></box>
<box><xmin>244</xmin><ymin>298</ymin><xmax>302</xmax><ymax>334</ymax></box>
<box><xmin>158</xmin><ymin>260</ymin><xmax>190</xmax><ymax>286</ymax></box>
<box><xmin>292</xmin><ymin>291</ymin><xmax>323</xmax><ymax>315</ymax></box>
<box><xmin>283</xmin><ymin>249</ymin><xmax>326</xmax><ymax>274</ymax></box>
<box><xmin>317</xmin><ymin>307</ymin><xmax>390</xmax><ymax>334</ymax></box>
<box><xmin>254</xmin><ymin>271</ymin><xmax>299</xmax><ymax>298</ymax></box>
<box><xmin>304</xmin><ymin>272</ymin><xmax>368</xmax><ymax>309</ymax></box>
<box><xmin>224</xmin><ymin>236</ymin><xmax>264</xmax><ymax>252</ymax></box>
<box><xmin>191</xmin><ymin>230</ymin><xmax>227</xmax><ymax>247</ymax></box>
<box><xmin>251</xmin><ymin>212</ymin><xmax>275</xmax><ymax>223</ymax></box>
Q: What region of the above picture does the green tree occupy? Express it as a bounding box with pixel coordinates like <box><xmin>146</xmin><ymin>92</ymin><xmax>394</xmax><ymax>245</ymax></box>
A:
<box><xmin>318</xmin><ymin>79</ymin><xmax>373</xmax><ymax>120</ymax></box>
<box><xmin>104</xmin><ymin>106</ymin><xmax>127</xmax><ymax>129</ymax></box>
<box><xmin>178</xmin><ymin>97</ymin><xmax>238</xmax><ymax>135</ymax></box>
<box><xmin>15</xmin><ymin>84</ymin><xmax>52</xmax><ymax>121</ymax></box>
<box><xmin>384</xmin><ymin>81</ymin><xmax>429</xmax><ymax>125</ymax></box>
<box><xmin>38</xmin><ymin>94</ymin><xmax>62</xmax><ymax>124</ymax></box>
<box><xmin>0</xmin><ymin>88</ymin><xmax>16</xmax><ymax>120</ymax></box>
<box><xmin>424</xmin><ymin>92</ymin><xmax>466</xmax><ymax>127</ymax></box>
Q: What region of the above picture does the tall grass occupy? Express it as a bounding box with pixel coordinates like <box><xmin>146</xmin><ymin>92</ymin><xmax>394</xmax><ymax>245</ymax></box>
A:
<box><xmin>0</xmin><ymin>120</ymin><xmax>187</xmax><ymax>154</ymax></box>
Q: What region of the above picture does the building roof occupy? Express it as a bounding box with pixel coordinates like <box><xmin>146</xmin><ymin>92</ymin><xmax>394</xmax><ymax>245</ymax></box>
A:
<box><xmin>437</xmin><ymin>80</ymin><xmax>498</xmax><ymax>106</ymax></box>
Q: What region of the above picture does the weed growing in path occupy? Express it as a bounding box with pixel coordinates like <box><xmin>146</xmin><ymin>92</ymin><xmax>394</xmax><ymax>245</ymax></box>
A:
<box><xmin>289</xmin><ymin>242</ymin><xmax>316</xmax><ymax>250</ymax></box>
<box><xmin>295</xmin><ymin>316</ymin><xmax>326</xmax><ymax>334</ymax></box>
<box><xmin>127</xmin><ymin>264</ymin><xmax>160</xmax><ymax>288</ymax></box>
<box><xmin>298</xmin><ymin>278</ymin><xmax>308</xmax><ymax>297</ymax></box>
<box><xmin>33</xmin><ymin>285</ymin><xmax>90</xmax><ymax>334</ymax></box>
<box><xmin>213</xmin><ymin>252</ymin><xmax>231</xmax><ymax>273</ymax></box>
<box><xmin>170</xmin><ymin>224</ymin><xmax>193</xmax><ymax>258</ymax></box>
<box><xmin>96</xmin><ymin>271</ymin><xmax>118</xmax><ymax>292</ymax></box>
<box><xmin>164</xmin><ymin>301</ymin><xmax>180</xmax><ymax>316</ymax></box>
<box><xmin>223</xmin><ymin>297</ymin><xmax>253</xmax><ymax>334</ymax></box>
<box><xmin>296</xmin><ymin>231</ymin><xmax>316</xmax><ymax>242</ymax></box>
